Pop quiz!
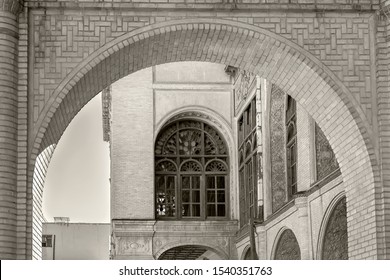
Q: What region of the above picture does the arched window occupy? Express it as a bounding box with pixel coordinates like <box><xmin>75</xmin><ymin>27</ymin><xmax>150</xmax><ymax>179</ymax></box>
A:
<box><xmin>155</xmin><ymin>119</ymin><xmax>229</xmax><ymax>220</ymax></box>
<box><xmin>286</xmin><ymin>95</ymin><xmax>297</xmax><ymax>200</ymax></box>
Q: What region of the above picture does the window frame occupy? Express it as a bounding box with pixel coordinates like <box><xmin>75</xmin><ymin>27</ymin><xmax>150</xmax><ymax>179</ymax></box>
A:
<box><xmin>238</xmin><ymin>97</ymin><xmax>258</xmax><ymax>228</ymax></box>
<box><xmin>286</xmin><ymin>95</ymin><xmax>297</xmax><ymax>200</ymax></box>
<box><xmin>155</xmin><ymin>119</ymin><xmax>229</xmax><ymax>221</ymax></box>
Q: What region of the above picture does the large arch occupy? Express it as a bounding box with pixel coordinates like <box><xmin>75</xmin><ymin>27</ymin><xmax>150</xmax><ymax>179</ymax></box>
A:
<box><xmin>28</xmin><ymin>18</ymin><xmax>382</xmax><ymax>259</ymax></box>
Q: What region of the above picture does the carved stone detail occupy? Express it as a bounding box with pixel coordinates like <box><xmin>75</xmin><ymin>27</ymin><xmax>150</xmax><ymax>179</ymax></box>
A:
<box><xmin>117</xmin><ymin>237</ymin><xmax>152</xmax><ymax>255</ymax></box>
<box><xmin>270</xmin><ymin>85</ymin><xmax>287</xmax><ymax>212</ymax></box>
<box><xmin>234</xmin><ymin>70</ymin><xmax>256</xmax><ymax>112</ymax></box>
<box><xmin>315</xmin><ymin>123</ymin><xmax>339</xmax><ymax>181</ymax></box>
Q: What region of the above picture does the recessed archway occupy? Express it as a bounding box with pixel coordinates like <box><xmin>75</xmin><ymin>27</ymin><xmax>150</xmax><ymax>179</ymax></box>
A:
<box><xmin>318</xmin><ymin>194</ymin><xmax>348</xmax><ymax>260</ymax></box>
<box><xmin>29</xmin><ymin>18</ymin><xmax>381</xmax><ymax>259</ymax></box>
<box><xmin>155</xmin><ymin>243</ymin><xmax>227</xmax><ymax>260</ymax></box>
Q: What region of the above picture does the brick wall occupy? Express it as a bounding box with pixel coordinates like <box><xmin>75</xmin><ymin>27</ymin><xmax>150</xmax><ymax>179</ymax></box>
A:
<box><xmin>111</xmin><ymin>69</ymin><xmax>155</xmax><ymax>219</ymax></box>
<box><xmin>376</xmin><ymin>10</ymin><xmax>390</xmax><ymax>258</ymax></box>
<box><xmin>14</xmin><ymin>4</ymin><xmax>384</xmax><ymax>259</ymax></box>
<box><xmin>0</xmin><ymin>8</ymin><xmax>19</xmax><ymax>259</ymax></box>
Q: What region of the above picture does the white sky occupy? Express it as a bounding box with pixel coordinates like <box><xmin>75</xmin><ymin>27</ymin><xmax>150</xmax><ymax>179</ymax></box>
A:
<box><xmin>43</xmin><ymin>93</ymin><xmax>110</xmax><ymax>223</ymax></box>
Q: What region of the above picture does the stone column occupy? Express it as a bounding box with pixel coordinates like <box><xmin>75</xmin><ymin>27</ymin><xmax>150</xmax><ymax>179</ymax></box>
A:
<box><xmin>0</xmin><ymin>0</ymin><xmax>21</xmax><ymax>260</ymax></box>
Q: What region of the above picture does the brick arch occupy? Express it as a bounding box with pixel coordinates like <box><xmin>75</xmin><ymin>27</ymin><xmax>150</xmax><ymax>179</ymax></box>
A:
<box><xmin>30</xmin><ymin>18</ymin><xmax>382</xmax><ymax>258</ymax></box>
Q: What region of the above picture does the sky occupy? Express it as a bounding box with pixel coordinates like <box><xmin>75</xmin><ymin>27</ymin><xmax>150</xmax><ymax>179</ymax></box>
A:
<box><xmin>42</xmin><ymin>93</ymin><xmax>111</xmax><ymax>223</ymax></box>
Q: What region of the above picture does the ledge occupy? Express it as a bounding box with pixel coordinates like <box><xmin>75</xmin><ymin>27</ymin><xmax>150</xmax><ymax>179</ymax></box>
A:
<box><xmin>25</xmin><ymin>0</ymin><xmax>378</xmax><ymax>13</ymax></box>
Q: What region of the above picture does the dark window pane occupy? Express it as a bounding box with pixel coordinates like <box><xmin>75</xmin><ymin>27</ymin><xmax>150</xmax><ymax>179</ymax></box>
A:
<box><xmin>182</xmin><ymin>176</ymin><xmax>190</xmax><ymax>189</ymax></box>
<box><xmin>292</xmin><ymin>165</ymin><xmax>296</xmax><ymax>184</ymax></box>
<box><xmin>217</xmin><ymin>204</ymin><xmax>226</xmax><ymax>216</ymax></box>
<box><xmin>207</xmin><ymin>204</ymin><xmax>216</xmax><ymax>216</ymax></box>
<box><xmin>217</xmin><ymin>191</ymin><xmax>225</xmax><ymax>203</ymax></box>
<box><xmin>290</xmin><ymin>144</ymin><xmax>296</xmax><ymax>163</ymax></box>
<box><xmin>166</xmin><ymin>205</ymin><xmax>175</xmax><ymax>217</ymax></box>
<box><xmin>207</xmin><ymin>191</ymin><xmax>215</xmax><ymax>202</ymax></box>
<box><xmin>167</xmin><ymin>176</ymin><xmax>175</xmax><ymax>189</ymax></box>
<box><xmin>182</xmin><ymin>190</ymin><xmax>190</xmax><ymax>203</ymax></box>
<box><xmin>167</xmin><ymin>190</ymin><xmax>175</xmax><ymax>203</ymax></box>
<box><xmin>182</xmin><ymin>204</ymin><xmax>190</xmax><ymax>216</ymax></box>
<box><xmin>192</xmin><ymin>176</ymin><xmax>200</xmax><ymax>189</ymax></box>
<box><xmin>192</xmin><ymin>205</ymin><xmax>200</xmax><ymax>216</ymax></box>
<box><xmin>206</xmin><ymin>176</ymin><xmax>215</xmax><ymax>189</ymax></box>
<box><xmin>156</xmin><ymin>176</ymin><xmax>165</xmax><ymax>192</ymax></box>
<box><xmin>217</xmin><ymin>176</ymin><xmax>225</xmax><ymax>189</ymax></box>
<box><xmin>193</xmin><ymin>190</ymin><xmax>200</xmax><ymax>202</ymax></box>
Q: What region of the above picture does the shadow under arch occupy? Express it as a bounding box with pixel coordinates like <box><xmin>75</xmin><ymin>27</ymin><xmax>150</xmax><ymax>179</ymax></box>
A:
<box><xmin>155</xmin><ymin>242</ymin><xmax>228</xmax><ymax>260</ymax></box>
<box><xmin>270</xmin><ymin>226</ymin><xmax>301</xmax><ymax>260</ymax></box>
<box><xmin>316</xmin><ymin>192</ymin><xmax>348</xmax><ymax>260</ymax></box>
<box><xmin>28</xmin><ymin>18</ymin><xmax>382</xmax><ymax>258</ymax></box>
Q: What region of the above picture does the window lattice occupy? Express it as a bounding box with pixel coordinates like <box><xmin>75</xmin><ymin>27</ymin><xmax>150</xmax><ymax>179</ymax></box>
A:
<box><xmin>155</xmin><ymin>119</ymin><xmax>229</xmax><ymax>220</ymax></box>
<box><xmin>181</xmin><ymin>160</ymin><xmax>202</xmax><ymax>172</ymax></box>
<box><xmin>206</xmin><ymin>160</ymin><xmax>228</xmax><ymax>172</ymax></box>
<box><xmin>156</xmin><ymin>160</ymin><xmax>177</xmax><ymax>172</ymax></box>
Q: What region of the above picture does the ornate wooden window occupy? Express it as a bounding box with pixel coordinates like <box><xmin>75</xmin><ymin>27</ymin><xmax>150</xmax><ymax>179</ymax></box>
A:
<box><xmin>286</xmin><ymin>95</ymin><xmax>297</xmax><ymax>200</ymax></box>
<box><xmin>155</xmin><ymin>119</ymin><xmax>228</xmax><ymax>220</ymax></box>
<box><xmin>238</xmin><ymin>97</ymin><xmax>258</xmax><ymax>228</ymax></box>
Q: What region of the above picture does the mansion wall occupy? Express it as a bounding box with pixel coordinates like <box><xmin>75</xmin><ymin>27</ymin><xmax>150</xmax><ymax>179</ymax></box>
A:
<box><xmin>232</xmin><ymin>71</ymin><xmax>344</xmax><ymax>260</ymax></box>
<box><xmin>107</xmin><ymin>62</ymin><xmax>346</xmax><ymax>260</ymax></box>
<box><xmin>109</xmin><ymin>62</ymin><xmax>232</xmax><ymax>220</ymax></box>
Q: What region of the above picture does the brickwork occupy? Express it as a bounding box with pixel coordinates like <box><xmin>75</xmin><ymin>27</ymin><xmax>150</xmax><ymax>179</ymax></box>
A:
<box><xmin>28</xmin><ymin>7</ymin><xmax>376</xmax><ymax>146</ymax></box>
<box><xmin>111</xmin><ymin>70</ymin><xmax>155</xmax><ymax>219</ymax></box>
<box><xmin>25</xmin><ymin>17</ymin><xmax>380</xmax><ymax>259</ymax></box>
<box><xmin>0</xmin><ymin>1</ymin><xmax>384</xmax><ymax>259</ymax></box>
<box><xmin>376</xmin><ymin>11</ymin><xmax>390</xmax><ymax>258</ymax></box>
<box><xmin>0</xmin><ymin>6</ymin><xmax>19</xmax><ymax>259</ymax></box>
<box><xmin>16</xmin><ymin>9</ymin><xmax>32</xmax><ymax>260</ymax></box>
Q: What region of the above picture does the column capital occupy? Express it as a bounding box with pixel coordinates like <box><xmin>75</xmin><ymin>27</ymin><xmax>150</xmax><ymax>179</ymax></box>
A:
<box><xmin>0</xmin><ymin>0</ymin><xmax>23</xmax><ymax>15</ymax></box>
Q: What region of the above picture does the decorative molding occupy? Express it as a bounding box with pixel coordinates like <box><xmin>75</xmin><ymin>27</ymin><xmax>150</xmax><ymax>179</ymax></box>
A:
<box><xmin>234</xmin><ymin>70</ymin><xmax>256</xmax><ymax>113</ymax></box>
<box><xmin>118</xmin><ymin>237</ymin><xmax>152</xmax><ymax>255</ymax></box>
<box><xmin>102</xmin><ymin>86</ymin><xmax>111</xmax><ymax>142</ymax></box>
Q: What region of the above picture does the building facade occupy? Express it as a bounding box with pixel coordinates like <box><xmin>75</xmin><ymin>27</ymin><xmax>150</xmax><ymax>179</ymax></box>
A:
<box><xmin>103</xmin><ymin>62</ymin><xmax>346</xmax><ymax>260</ymax></box>
<box><xmin>0</xmin><ymin>0</ymin><xmax>389</xmax><ymax>260</ymax></box>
